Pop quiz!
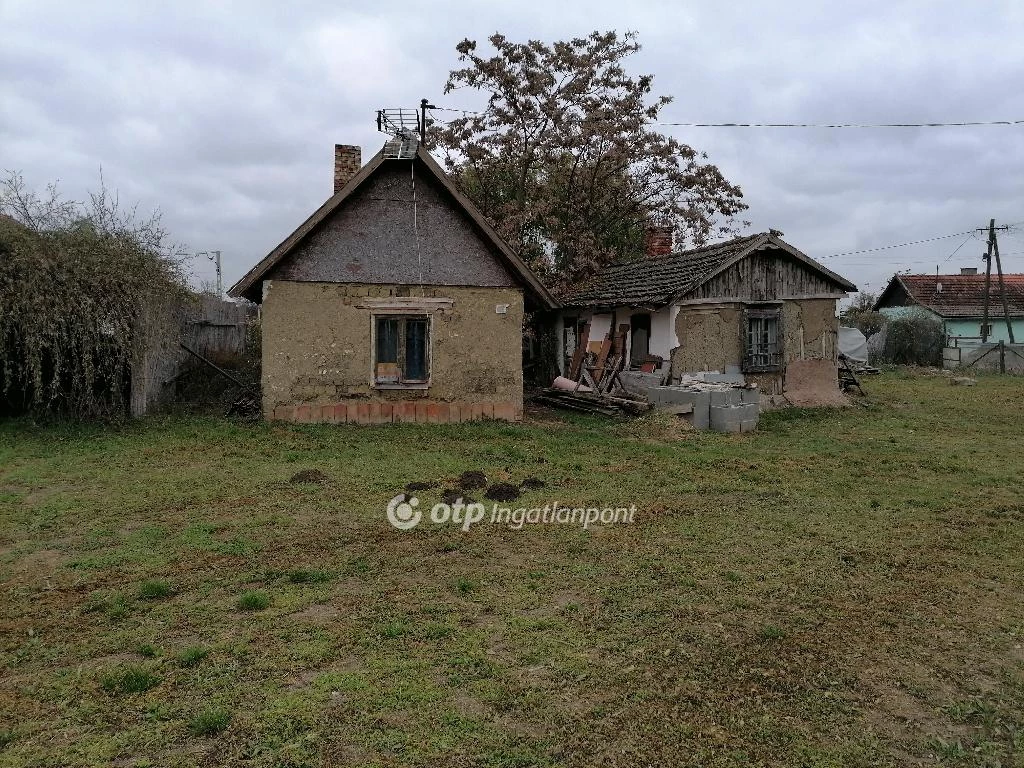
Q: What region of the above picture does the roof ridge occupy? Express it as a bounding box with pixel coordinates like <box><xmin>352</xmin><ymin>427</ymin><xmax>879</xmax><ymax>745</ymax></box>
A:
<box><xmin>602</xmin><ymin>231</ymin><xmax>765</xmax><ymax>269</ymax></box>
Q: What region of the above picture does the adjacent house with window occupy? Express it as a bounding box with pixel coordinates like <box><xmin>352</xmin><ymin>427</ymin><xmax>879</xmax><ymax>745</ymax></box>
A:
<box><xmin>874</xmin><ymin>270</ymin><xmax>1024</xmax><ymax>343</ymax></box>
<box><xmin>228</xmin><ymin>138</ymin><xmax>557</xmax><ymax>424</ymax></box>
<box><xmin>558</xmin><ymin>231</ymin><xmax>857</xmax><ymax>399</ymax></box>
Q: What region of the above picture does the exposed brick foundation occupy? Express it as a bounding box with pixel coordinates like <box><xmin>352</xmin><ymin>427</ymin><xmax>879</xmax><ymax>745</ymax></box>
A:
<box><xmin>272</xmin><ymin>400</ymin><xmax>522</xmax><ymax>425</ymax></box>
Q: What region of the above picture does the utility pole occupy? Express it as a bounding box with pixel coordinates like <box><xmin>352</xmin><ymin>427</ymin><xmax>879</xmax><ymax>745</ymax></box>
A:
<box><xmin>992</xmin><ymin>225</ymin><xmax>1015</xmax><ymax>343</ymax></box>
<box><xmin>195</xmin><ymin>250</ymin><xmax>223</xmax><ymax>297</ymax></box>
<box><xmin>981</xmin><ymin>226</ymin><xmax>992</xmax><ymax>343</ymax></box>
<box><xmin>976</xmin><ymin>220</ymin><xmax>1013</xmax><ymax>345</ymax></box>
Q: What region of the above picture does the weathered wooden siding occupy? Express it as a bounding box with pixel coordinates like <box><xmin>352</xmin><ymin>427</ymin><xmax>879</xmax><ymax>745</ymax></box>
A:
<box><xmin>130</xmin><ymin>296</ymin><xmax>255</xmax><ymax>416</ymax></box>
<box><xmin>685</xmin><ymin>251</ymin><xmax>845</xmax><ymax>301</ymax></box>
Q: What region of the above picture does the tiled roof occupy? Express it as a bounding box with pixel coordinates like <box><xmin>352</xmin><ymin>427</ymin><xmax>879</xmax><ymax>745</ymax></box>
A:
<box><xmin>881</xmin><ymin>274</ymin><xmax>1024</xmax><ymax>318</ymax></box>
<box><xmin>563</xmin><ymin>232</ymin><xmax>854</xmax><ymax>307</ymax></box>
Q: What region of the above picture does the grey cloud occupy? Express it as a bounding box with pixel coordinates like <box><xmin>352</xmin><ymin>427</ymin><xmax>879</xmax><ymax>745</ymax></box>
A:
<box><xmin>2</xmin><ymin>0</ymin><xmax>1023</xmax><ymax>298</ymax></box>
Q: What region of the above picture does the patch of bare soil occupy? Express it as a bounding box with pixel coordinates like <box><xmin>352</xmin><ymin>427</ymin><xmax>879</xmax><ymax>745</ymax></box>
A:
<box><xmin>458</xmin><ymin>471</ymin><xmax>488</xmax><ymax>490</ymax></box>
<box><xmin>290</xmin><ymin>603</ymin><xmax>341</xmax><ymax>623</ymax></box>
<box><xmin>289</xmin><ymin>469</ymin><xmax>330</xmax><ymax>485</ymax></box>
<box><xmin>484</xmin><ymin>483</ymin><xmax>520</xmax><ymax>502</ymax></box>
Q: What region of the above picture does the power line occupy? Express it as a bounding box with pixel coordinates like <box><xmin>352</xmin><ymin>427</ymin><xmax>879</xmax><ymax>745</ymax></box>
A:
<box><xmin>941</xmin><ymin>233</ymin><xmax>978</xmax><ymax>264</ymax></box>
<box><xmin>657</xmin><ymin>120</ymin><xmax>1024</xmax><ymax>129</ymax></box>
<box><xmin>429</xmin><ymin>106</ymin><xmax>1024</xmax><ymax>129</ymax></box>
<box><xmin>824</xmin><ymin>231</ymin><xmax>977</xmax><ymax>259</ymax></box>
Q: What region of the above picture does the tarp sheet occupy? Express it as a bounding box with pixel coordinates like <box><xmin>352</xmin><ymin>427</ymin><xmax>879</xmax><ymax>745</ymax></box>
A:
<box><xmin>838</xmin><ymin>326</ymin><xmax>868</xmax><ymax>363</ymax></box>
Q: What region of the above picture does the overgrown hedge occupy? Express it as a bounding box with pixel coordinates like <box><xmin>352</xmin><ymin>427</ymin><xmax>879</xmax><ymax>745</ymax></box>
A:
<box><xmin>877</xmin><ymin>309</ymin><xmax>945</xmax><ymax>366</ymax></box>
<box><xmin>0</xmin><ymin>175</ymin><xmax>189</xmax><ymax>418</ymax></box>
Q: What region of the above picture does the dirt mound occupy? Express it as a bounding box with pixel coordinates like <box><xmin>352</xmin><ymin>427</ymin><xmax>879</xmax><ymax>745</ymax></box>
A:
<box><xmin>520</xmin><ymin>477</ymin><xmax>546</xmax><ymax>490</ymax></box>
<box><xmin>442</xmin><ymin>489</ymin><xmax>475</xmax><ymax>505</ymax></box>
<box><xmin>484</xmin><ymin>483</ymin><xmax>521</xmax><ymax>502</ymax></box>
<box><xmin>458</xmin><ymin>471</ymin><xmax>487</xmax><ymax>490</ymax></box>
<box><xmin>289</xmin><ymin>469</ymin><xmax>330</xmax><ymax>485</ymax></box>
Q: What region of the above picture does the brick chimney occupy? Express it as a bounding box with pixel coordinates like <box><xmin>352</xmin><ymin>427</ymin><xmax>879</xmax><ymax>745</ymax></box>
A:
<box><xmin>644</xmin><ymin>224</ymin><xmax>674</xmax><ymax>258</ymax></box>
<box><xmin>334</xmin><ymin>144</ymin><xmax>361</xmax><ymax>194</ymax></box>
<box><xmin>960</xmin><ymin>267</ymin><xmax>978</xmax><ymax>276</ymax></box>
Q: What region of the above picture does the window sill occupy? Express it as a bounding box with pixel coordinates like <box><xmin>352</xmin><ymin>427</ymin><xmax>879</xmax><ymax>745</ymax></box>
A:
<box><xmin>373</xmin><ymin>382</ymin><xmax>430</xmax><ymax>390</ymax></box>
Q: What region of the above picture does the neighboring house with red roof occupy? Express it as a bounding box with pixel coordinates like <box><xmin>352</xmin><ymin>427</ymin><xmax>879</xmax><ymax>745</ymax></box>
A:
<box><xmin>874</xmin><ymin>269</ymin><xmax>1024</xmax><ymax>343</ymax></box>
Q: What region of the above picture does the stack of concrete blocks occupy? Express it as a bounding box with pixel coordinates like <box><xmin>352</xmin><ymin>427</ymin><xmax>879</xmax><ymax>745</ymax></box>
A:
<box><xmin>708</xmin><ymin>388</ymin><xmax>760</xmax><ymax>433</ymax></box>
<box><xmin>641</xmin><ymin>370</ymin><xmax>760</xmax><ymax>432</ymax></box>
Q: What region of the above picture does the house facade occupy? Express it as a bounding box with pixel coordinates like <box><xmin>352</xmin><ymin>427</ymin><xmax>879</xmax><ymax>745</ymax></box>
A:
<box><xmin>874</xmin><ymin>270</ymin><xmax>1024</xmax><ymax>344</ymax></box>
<box><xmin>229</xmin><ymin>139</ymin><xmax>556</xmax><ymax>424</ymax></box>
<box><xmin>559</xmin><ymin>232</ymin><xmax>857</xmax><ymax>401</ymax></box>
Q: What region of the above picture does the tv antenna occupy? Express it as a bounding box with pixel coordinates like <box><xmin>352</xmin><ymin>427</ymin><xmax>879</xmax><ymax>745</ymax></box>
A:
<box><xmin>376</xmin><ymin>98</ymin><xmax>436</xmax><ymax>157</ymax></box>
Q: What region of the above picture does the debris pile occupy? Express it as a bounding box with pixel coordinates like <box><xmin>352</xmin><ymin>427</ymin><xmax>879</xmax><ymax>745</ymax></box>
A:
<box><xmin>533</xmin><ymin>321</ymin><xmax>652</xmax><ymax>417</ymax></box>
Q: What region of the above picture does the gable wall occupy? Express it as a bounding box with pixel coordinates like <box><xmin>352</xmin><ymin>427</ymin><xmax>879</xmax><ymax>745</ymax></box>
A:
<box><xmin>267</xmin><ymin>162</ymin><xmax>516</xmax><ymax>287</ymax></box>
<box><xmin>687</xmin><ymin>250</ymin><xmax>846</xmax><ymax>301</ymax></box>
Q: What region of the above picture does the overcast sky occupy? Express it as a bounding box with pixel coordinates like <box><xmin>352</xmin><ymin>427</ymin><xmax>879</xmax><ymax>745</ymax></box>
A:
<box><xmin>3</xmin><ymin>0</ymin><xmax>1024</xmax><ymax>297</ymax></box>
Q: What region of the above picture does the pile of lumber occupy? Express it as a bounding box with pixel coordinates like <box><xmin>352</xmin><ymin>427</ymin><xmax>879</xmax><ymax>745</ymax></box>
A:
<box><xmin>533</xmin><ymin>321</ymin><xmax>652</xmax><ymax>417</ymax></box>
<box><xmin>533</xmin><ymin>389</ymin><xmax>650</xmax><ymax>416</ymax></box>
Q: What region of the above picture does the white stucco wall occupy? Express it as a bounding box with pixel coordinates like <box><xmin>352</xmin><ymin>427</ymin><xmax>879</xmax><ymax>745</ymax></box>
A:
<box><xmin>557</xmin><ymin>306</ymin><xmax>679</xmax><ymax>375</ymax></box>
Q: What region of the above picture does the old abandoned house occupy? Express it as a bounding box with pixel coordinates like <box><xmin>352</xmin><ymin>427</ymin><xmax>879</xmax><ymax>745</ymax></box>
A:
<box><xmin>228</xmin><ymin>139</ymin><xmax>557</xmax><ymax>423</ymax></box>
<box><xmin>558</xmin><ymin>230</ymin><xmax>858</xmax><ymax>404</ymax></box>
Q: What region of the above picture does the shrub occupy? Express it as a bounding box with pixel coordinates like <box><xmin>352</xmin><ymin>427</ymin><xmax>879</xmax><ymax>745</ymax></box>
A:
<box><xmin>879</xmin><ymin>309</ymin><xmax>944</xmax><ymax>366</ymax></box>
<box><xmin>237</xmin><ymin>591</ymin><xmax>270</xmax><ymax>611</ymax></box>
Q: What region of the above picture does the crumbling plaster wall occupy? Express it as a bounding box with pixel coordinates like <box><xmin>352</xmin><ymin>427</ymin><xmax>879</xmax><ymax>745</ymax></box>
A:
<box><xmin>261</xmin><ymin>280</ymin><xmax>524</xmax><ymax>415</ymax></box>
<box><xmin>668</xmin><ymin>298</ymin><xmax>839</xmax><ymax>395</ymax></box>
<box><xmin>670</xmin><ymin>303</ymin><xmax>744</xmax><ymax>374</ymax></box>
<box><xmin>782</xmin><ymin>298</ymin><xmax>839</xmax><ymax>362</ymax></box>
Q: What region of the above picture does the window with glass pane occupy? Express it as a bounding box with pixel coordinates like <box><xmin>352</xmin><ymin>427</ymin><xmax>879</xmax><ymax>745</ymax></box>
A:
<box><xmin>374</xmin><ymin>315</ymin><xmax>429</xmax><ymax>385</ymax></box>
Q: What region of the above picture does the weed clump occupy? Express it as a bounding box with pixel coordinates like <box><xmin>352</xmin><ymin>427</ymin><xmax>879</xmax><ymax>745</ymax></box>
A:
<box><xmin>188</xmin><ymin>707</ymin><xmax>231</xmax><ymax>736</ymax></box>
<box><xmin>237</xmin><ymin>591</ymin><xmax>270</xmax><ymax>611</ymax></box>
<box><xmin>101</xmin><ymin>665</ymin><xmax>160</xmax><ymax>694</ymax></box>
<box><xmin>138</xmin><ymin>580</ymin><xmax>172</xmax><ymax>600</ymax></box>
<box><xmin>177</xmin><ymin>647</ymin><xmax>209</xmax><ymax>667</ymax></box>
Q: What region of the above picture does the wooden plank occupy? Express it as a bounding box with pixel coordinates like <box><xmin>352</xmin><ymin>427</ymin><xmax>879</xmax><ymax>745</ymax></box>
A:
<box><xmin>568</xmin><ymin>322</ymin><xmax>590</xmax><ymax>381</ymax></box>
<box><xmin>592</xmin><ymin>335</ymin><xmax>613</xmax><ymax>384</ymax></box>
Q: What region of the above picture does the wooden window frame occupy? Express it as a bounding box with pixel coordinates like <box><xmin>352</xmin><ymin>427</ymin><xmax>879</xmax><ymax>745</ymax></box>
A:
<box><xmin>743</xmin><ymin>308</ymin><xmax>782</xmax><ymax>372</ymax></box>
<box><xmin>371</xmin><ymin>313</ymin><xmax>431</xmax><ymax>389</ymax></box>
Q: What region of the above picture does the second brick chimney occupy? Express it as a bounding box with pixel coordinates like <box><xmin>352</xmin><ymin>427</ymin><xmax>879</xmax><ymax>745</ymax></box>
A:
<box><xmin>334</xmin><ymin>144</ymin><xmax>361</xmax><ymax>194</ymax></box>
<box><xmin>644</xmin><ymin>224</ymin><xmax>674</xmax><ymax>258</ymax></box>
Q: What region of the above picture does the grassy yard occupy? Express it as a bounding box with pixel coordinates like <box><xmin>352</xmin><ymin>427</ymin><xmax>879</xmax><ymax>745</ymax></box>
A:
<box><xmin>1</xmin><ymin>370</ymin><xmax>1023</xmax><ymax>767</ymax></box>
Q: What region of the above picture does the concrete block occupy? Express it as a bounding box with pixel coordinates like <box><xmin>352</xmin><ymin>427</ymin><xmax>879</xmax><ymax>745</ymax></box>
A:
<box><xmin>710</xmin><ymin>403</ymin><xmax>759</xmax><ymax>433</ymax></box>
<box><xmin>739</xmin><ymin>387</ymin><xmax>760</xmax><ymax>405</ymax></box>
<box><xmin>709</xmin><ymin>389</ymin><xmax>742</xmax><ymax>407</ymax></box>
<box><xmin>619</xmin><ymin>370</ymin><xmax>665</xmax><ymax>397</ymax></box>
<box><xmin>651</xmin><ymin>388</ymin><xmax>711</xmax><ymax>429</ymax></box>
<box><xmin>701</xmin><ymin>373</ymin><xmax>747</xmax><ymax>384</ymax></box>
